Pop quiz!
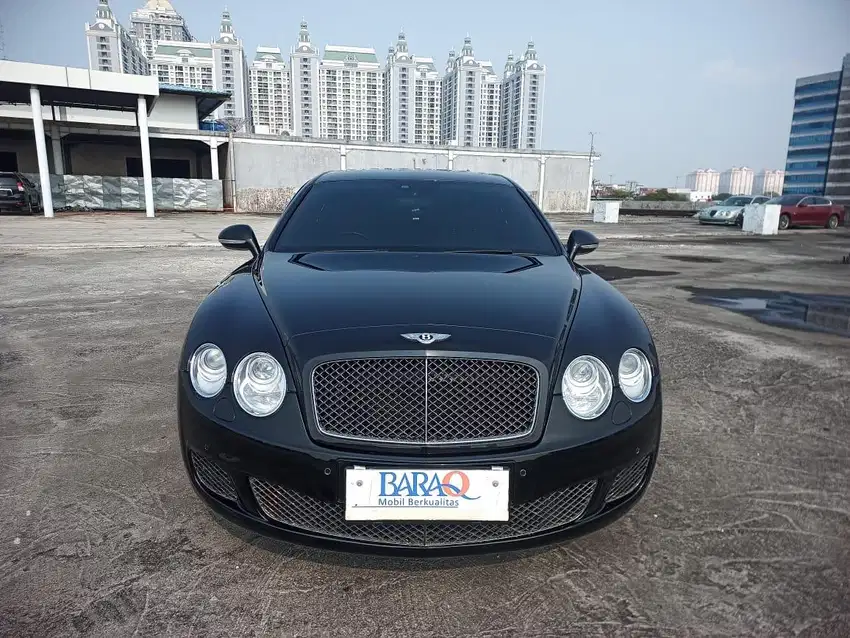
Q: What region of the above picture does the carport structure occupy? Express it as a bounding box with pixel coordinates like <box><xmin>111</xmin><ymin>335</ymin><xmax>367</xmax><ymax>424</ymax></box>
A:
<box><xmin>0</xmin><ymin>61</ymin><xmax>159</xmax><ymax>218</ymax></box>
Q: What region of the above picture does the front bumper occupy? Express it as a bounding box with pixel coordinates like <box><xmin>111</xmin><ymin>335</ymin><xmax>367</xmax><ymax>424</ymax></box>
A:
<box><xmin>178</xmin><ymin>380</ymin><xmax>662</xmax><ymax>556</ymax></box>
<box><xmin>698</xmin><ymin>214</ymin><xmax>738</xmax><ymax>225</ymax></box>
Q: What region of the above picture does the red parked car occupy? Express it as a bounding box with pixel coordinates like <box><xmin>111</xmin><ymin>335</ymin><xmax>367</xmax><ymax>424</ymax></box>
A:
<box><xmin>767</xmin><ymin>194</ymin><xmax>845</xmax><ymax>230</ymax></box>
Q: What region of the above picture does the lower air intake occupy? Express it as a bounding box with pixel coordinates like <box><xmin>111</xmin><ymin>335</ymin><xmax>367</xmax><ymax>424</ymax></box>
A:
<box><xmin>249</xmin><ymin>477</ymin><xmax>597</xmax><ymax>547</ymax></box>
<box><xmin>605</xmin><ymin>455</ymin><xmax>651</xmax><ymax>503</ymax></box>
<box><xmin>191</xmin><ymin>451</ymin><xmax>238</xmax><ymax>502</ymax></box>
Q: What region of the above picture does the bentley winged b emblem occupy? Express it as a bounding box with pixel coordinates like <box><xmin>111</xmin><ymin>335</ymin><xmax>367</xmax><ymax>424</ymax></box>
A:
<box><xmin>401</xmin><ymin>332</ymin><xmax>451</xmax><ymax>345</ymax></box>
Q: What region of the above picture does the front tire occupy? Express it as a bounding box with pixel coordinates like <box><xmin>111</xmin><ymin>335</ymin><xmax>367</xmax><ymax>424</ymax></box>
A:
<box><xmin>778</xmin><ymin>214</ymin><xmax>790</xmax><ymax>230</ymax></box>
<box><xmin>826</xmin><ymin>214</ymin><xmax>839</xmax><ymax>230</ymax></box>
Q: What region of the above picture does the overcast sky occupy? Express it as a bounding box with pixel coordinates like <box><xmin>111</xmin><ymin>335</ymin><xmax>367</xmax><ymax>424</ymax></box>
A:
<box><xmin>4</xmin><ymin>0</ymin><xmax>850</xmax><ymax>185</ymax></box>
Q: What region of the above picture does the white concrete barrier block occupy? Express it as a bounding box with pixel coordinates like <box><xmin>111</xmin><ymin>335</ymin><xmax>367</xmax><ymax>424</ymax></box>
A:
<box><xmin>592</xmin><ymin>200</ymin><xmax>620</xmax><ymax>223</ymax></box>
<box><xmin>742</xmin><ymin>203</ymin><xmax>780</xmax><ymax>235</ymax></box>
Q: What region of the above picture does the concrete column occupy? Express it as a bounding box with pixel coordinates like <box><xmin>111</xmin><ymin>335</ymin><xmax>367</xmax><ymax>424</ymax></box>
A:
<box><xmin>209</xmin><ymin>140</ymin><xmax>220</xmax><ymax>180</ymax></box>
<box><xmin>536</xmin><ymin>156</ymin><xmax>547</xmax><ymax>208</ymax></box>
<box><xmin>137</xmin><ymin>96</ymin><xmax>155</xmax><ymax>218</ymax></box>
<box><xmin>447</xmin><ymin>150</ymin><xmax>455</xmax><ymax>171</ymax></box>
<box><xmin>340</xmin><ymin>145</ymin><xmax>347</xmax><ymax>170</ymax></box>
<box><xmin>586</xmin><ymin>158</ymin><xmax>595</xmax><ymax>214</ymax></box>
<box><xmin>29</xmin><ymin>86</ymin><xmax>54</xmax><ymax>218</ymax></box>
<box><xmin>50</xmin><ymin>124</ymin><xmax>64</xmax><ymax>176</ymax></box>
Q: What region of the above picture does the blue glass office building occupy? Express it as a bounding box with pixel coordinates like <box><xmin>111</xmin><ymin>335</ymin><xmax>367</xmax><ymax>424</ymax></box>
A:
<box><xmin>783</xmin><ymin>54</ymin><xmax>850</xmax><ymax>206</ymax></box>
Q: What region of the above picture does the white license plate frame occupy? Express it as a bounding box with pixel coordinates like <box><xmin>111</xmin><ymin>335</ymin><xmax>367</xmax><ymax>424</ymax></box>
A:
<box><xmin>344</xmin><ymin>467</ymin><xmax>510</xmax><ymax>522</ymax></box>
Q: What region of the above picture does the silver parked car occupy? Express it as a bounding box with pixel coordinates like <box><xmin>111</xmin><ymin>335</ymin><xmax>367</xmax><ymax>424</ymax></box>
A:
<box><xmin>698</xmin><ymin>195</ymin><xmax>770</xmax><ymax>226</ymax></box>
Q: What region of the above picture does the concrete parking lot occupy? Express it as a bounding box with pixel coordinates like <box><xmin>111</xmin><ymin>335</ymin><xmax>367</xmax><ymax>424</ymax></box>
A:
<box><xmin>1</xmin><ymin>213</ymin><xmax>849</xmax><ymax>637</ymax></box>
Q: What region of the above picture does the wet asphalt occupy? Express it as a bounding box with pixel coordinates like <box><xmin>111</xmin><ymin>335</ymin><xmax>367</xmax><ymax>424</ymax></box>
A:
<box><xmin>0</xmin><ymin>215</ymin><xmax>849</xmax><ymax>637</ymax></box>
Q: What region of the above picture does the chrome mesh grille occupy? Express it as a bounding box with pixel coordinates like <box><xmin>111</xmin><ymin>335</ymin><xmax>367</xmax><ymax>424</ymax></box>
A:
<box><xmin>191</xmin><ymin>451</ymin><xmax>238</xmax><ymax>502</ymax></box>
<box><xmin>250</xmin><ymin>477</ymin><xmax>596</xmax><ymax>547</ymax></box>
<box><xmin>606</xmin><ymin>455</ymin><xmax>651</xmax><ymax>503</ymax></box>
<box><xmin>311</xmin><ymin>357</ymin><xmax>539</xmax><ymax>445</ymax></box>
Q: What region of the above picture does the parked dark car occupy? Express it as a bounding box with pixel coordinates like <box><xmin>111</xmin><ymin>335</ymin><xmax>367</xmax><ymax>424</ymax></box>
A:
<box><xmin>0</xmin><ymin>172</ymin><xmax>41</xmax><ymax>214</ymax></box>
<box><xmin>766</xmin><ymin>194</ymin><xmax>845</xmax><ymax>230</ymax></box>
<box><xmin>178</xmin><ymin>170</ymin><xmax>662</xmax><ymax>555</ymax></box>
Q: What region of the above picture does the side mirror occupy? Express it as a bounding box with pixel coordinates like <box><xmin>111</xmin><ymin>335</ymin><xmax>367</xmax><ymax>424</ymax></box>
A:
<box><xmin>564</xmin><ymin>229</ymin><xmax>599</xmax><ymax>261</ymax></box>
<box><xmin>219</xmin><ymin>224</ymin><xmax>260</xmax><ymax>257</ymax></box>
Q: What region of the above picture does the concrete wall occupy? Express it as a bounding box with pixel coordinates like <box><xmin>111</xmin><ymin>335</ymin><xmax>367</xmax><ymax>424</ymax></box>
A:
<box><xmin>0</xmin><ymin>137</ymin><xmax>40</xmax><ymax>172</ymax></box>
<box><xmin>68</xmin><ymin>141</ymin><xmax>201</xmax><ymax>177</ymax></box>
<box><xmin>231</xmin><ymin>138</ymin><xmax>591</xmax><ymax>214</ymax></box>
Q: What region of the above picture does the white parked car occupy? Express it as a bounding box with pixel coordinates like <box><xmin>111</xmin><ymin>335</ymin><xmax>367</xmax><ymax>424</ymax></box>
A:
<box><xmin>698</xmin><ymin>196</ymin><xmax>771</xmax><ymax>226</ymax></box>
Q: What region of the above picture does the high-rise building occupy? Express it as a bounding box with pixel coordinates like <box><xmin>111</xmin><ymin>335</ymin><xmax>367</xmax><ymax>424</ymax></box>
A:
<box><xmin>149</xmin><ymin>10</ymin><xmax>249</xmax><ymax>126</ymax></box>
<box><xmin>318</xmin><ymin>45</ymin><xmax>384</xmax><ymax>142</ymax></box>
<box><xmin>250</xmin><ymin>47</ymin><xmax>292</xmax><ymax>136</ymax></box>
<box><xmin>753</xmin><ymin>170</ymin><xmax>785</xmax><ymax>196</ymax></box>
<box><xmin>211</xmin><ymin>10</ymin><xmax>250</xmax><ymax>123</ymax></box>
<box><xmin>289</xmin><ymin>21</ymin><xmax>320</xmax><ymax>138</ymax></box>
<box><xmin>824</xmin><ymin>54</ymin><xmax>850</xmax><ymax>208</ymax></box>
<box><xmin>384</xmin><ymin>31</ymin><xmax>441</xmax><ymax>145</ymax></box>
<box><xmin>129</xmin><ymin>0</ymin><xmax>193</xmax><ymax>61</ymax></box>
<box><xmin>685</xmin><ymin>169</ymin><xmax>720</xmax><ymax>194</ymax></box>
<box><xmin>499</xmin><ymin>41</ymin><xmax>545</xmax><ymax>149</ymax></box>
<box><xmin>719</xmin><ymin>167</ymin><xmax>754</xmax><ymax>195</ymax></box>
<box><xmin>783</xmin><ymin>64</ymin><xmax>842</xmax><ymax>196</ymax></box>
<box><xmin>85</xmin><ymin>0</ymin><xmax>149</xmax><ymax>75</ymax></box>
<box><xmin>440</xmin><ymin>36</ymin><xmax>501</xmax><ymax>147</ymax></box>
<box><xmin>151</xmin><ymin>41</ymin><xmax>215</xmax><ymax>90</ymax></box>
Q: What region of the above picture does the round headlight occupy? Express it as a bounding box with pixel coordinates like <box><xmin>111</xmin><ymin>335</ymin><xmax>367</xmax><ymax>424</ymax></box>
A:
<box><xmin>561</xmin><ymin>355</ymin><xmax>613</xmax><ymax>420</ymax></box>
<box><xmin>233</xmin><ymin>352</ymin><xmax>287</xmax><ymax>417</ymax></box>
<box><xmin>618</xmin><ymin>348</ymin><xmax>652</xmax><ymax>402</ymax></box>
<box><xmin>189</xmin><ymin>343</ymin><xmax>227</xmax><ymax>398</ymax></box>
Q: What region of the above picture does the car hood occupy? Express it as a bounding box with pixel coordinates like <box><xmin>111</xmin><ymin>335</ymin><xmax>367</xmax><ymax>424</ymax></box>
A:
<box><xmin>256</xmin><ymin>251</ymin><xmax>580</xmax><ymax>368</ymax></box>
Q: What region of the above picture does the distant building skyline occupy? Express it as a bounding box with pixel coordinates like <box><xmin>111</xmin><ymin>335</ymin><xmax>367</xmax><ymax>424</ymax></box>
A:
<box><xmin>685</xmin><ymin>169</ymin><xmax>720</xmax><ymax>194</ymax></box>
<box><xmin>81</xmin><ymin>0</ymin><xmax>545</xmax><ymax>147</ymax></box>
<box><xmin>720</xmin><ymin>167</ymin><xmax>755</xmax><ymax>196</ymax></box>
<box><xmin>754</xmin><ymin>169</ymin><xmax>785</xmax><ymax>195</ymax></box>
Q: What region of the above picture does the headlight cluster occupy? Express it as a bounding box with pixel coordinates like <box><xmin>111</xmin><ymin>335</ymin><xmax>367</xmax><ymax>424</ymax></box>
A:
<box><xmin>188</xmin><ymin>344</ymin><xmax>287</xmax><ymax>417</ymax></box>
<box><xmin>561</xmin><ymin>348</ymin><xmax>653</xmax><ymax>420</ymax></box>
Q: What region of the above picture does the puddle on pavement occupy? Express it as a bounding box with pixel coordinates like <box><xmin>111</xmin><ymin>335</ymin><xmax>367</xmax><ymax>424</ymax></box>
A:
<box><xmin>584</xmin><ymin>265</ymin><xmax>679</xmax><ymax>281</ymax></box>
<box><xmin>663</xmin><ymin>255</ymin><xmax>724</xmax><ymax>264</ymax></box>
<box><xmin>683</xmin><ymin>286</ymin><xmax>850</xmax><ymax>338</ymax></box>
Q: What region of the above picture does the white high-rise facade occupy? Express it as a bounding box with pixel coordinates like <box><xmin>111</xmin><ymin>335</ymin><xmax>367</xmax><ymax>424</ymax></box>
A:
<box><xmin>685</xmin><ymin>169</ymin><xmax>721</xmax><ymax>194</ymax></box>
<box><xmin>129</xmin><ymin>0</ymin><xmax>193</xmax><ymax>61</ymax></box>
<box><xmin>319</xmin><ymin>45</ymin><xmax>384</xmax><ymax>142</ymax></box>
<box><xmin>753</xmin><ymin>170</ymin><xmax>785</xmax><ymax>196</ymax></box>
<box><xmin>500</xmin><ymin>41</ymin><xmax>545</xmax><ymax>149</ymax></box>
<box><xmin>250</xmin><ymin>47</ymin><xmax>292</xmax><ymax>136</ymax></box>
<box><xmin>149</xmin><ymin>10</ymin><xmax>249</xmax><ymax>125</ymax></box>
<box><xmin>289</xmin><ymin>21</ymin><xmax>320</xmax><ymax>138</ymax></box>
<box><xmin>151</xmin><ymin>41</ymin><xmax>215</xmax><ymax>90</ymax></box>
<box><xmin>440</xmin><ymin>37</ymin><xmax>501</xmax><ymax>147</ymax></box>
<box><xmin>384</xmin><ymin>32</ymin><xmax>441</xmax><ymax>145</ymax></box>
<box><xmin>210</xmin><ymin>10</ymin><xmax>249</xmax><ymax>123</ymax></box>
<box><xmin>719</xmin><ymin>167</ymin><xmax>755</xmax><ymax>195</ymax></box>
<box><xmin>85</xmin><ymin>0</ymin><xmax>149</xmax><ymax>75</ymax></box>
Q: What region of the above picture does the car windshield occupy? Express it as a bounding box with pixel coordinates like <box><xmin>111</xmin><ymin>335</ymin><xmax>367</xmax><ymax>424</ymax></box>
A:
<box><xmin>721</xmin><ymin>197</ymin><xmax>751</xmax><ymax>206</ymax></box>
<box><xmin>766</xmin><ymin>195</ymin><xmax>804</xmax><ymax>205</ymax></box>
<box><xmin>273</xmin><ymin>178</ymin><xmax>561</xmax><ymax>255</ymax></box>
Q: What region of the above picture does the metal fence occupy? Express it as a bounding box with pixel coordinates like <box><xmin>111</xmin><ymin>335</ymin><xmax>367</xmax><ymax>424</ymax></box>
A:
<box><xmin>23</xmin><ymin>174</ymin><xmax>223</xmax><ymax>212</ymax></box>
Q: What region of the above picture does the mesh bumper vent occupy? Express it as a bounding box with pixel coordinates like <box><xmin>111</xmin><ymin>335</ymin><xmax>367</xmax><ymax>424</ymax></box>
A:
<box><xmin>249</xmin><ymin>477</ymin><xmax>597</xmax><ymax>547</ymax></box>
<box><xmin>191</xmin><ymin>451</ymin><xmax>238</xmax><ymax>502</ymax></box>
<box><xmin>606</xmin><ymin>455</ymin><xmax>651</xmax><ymax>503</ymax></box>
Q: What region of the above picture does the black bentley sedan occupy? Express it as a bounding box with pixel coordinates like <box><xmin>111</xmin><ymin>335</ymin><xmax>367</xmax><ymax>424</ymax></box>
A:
<box><xmin>178</xmin><ymin>169</ymin><xmax>662</xmax><ymax>555</ymax></box>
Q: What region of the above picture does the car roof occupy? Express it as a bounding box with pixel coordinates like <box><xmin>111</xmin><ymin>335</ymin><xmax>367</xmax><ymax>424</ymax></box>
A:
<box><xmin>314</xmin><ymin>169</ymin><xmax>512</xmax><ymax>185</ymax></box>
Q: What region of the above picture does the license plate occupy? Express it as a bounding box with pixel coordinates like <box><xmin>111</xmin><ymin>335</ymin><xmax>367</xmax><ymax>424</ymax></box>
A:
<box><xmin>345</xmin><ymin>467</ymin><xmax>510</xmax><ymax>521</ymax></box>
